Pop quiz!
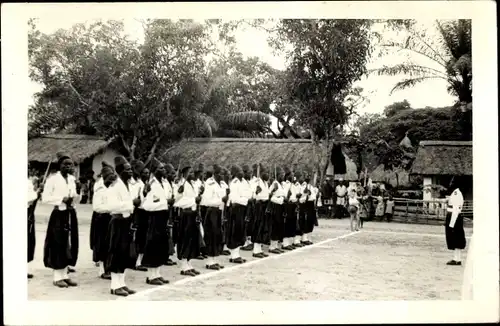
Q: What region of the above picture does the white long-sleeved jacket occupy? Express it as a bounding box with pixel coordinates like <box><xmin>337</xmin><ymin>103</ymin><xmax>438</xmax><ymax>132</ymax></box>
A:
<box><xmin>173</xmin><ymin>179</ymin><xmax>197</xmax><ymax>210</ymax></box>
<box><xmin>142</xmin><ymin>176</ymin><xmax>169</xmax><ymax>212</ymax></box>
<box><xmin>229</xmin><ymin>178</ymin><xmax>249</xmax><ymax>206</ymax></box>
<box><xmin>447</xmin><ymin>188</ymin><xmax>464</xmax><ymax>228</ymax></box>
<box><xmin>106</xmin><ymin>178</ymin><xmax>134</xmax><ymax>218</ymax></box>
<box><xmin>200</xmin><ymin>177</ymin><xmax>224</xmax><ymax>208</ymax></box>
<box><xmin>270</xmin><ymin>180</ymin><xmax>285</xmax><ymax>205</ymax></box>
<box><xmin>42</xmin><ymin>171</ymin><xmax>78</xmax><ymax>210</ymax></box>
<box><xmin>253</xmin><ymin>178</ymin><xmax>270</xmax><ymax>201</ymax></box>
<box><xmin>92</xmin><ymin>178</ymin><xmax>110</xmax><ymax>213</ymax></box>
<box><xmin>290</xmin><ymin>182</ymin><xmax>302</xmax><ymax>203</ymax></box>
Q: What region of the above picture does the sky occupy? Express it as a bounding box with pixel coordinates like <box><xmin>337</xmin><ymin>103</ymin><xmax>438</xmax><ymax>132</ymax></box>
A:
<box><xmin>29</xmin><ymin>18</ymin><xmax>457</xmax><ymax>129</ymax></box>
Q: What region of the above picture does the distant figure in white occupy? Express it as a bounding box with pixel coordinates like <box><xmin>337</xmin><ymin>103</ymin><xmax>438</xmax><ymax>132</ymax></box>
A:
<box><xmin>347</xmin><ymin>190</ymin><xmax>360</xmax><ymax>232</ymax></box>
<box><xmin>335</xmin><ymin>179</ymin><xmax>347</xmax><ymax>219</ymax></box>
<box><xmin>445</xmin><ymin>183</ymin><xmax>466</xmax><ymax>266</ymax></box>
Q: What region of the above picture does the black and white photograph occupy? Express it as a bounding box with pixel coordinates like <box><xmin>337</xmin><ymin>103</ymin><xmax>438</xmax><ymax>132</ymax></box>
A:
<box><xmin>2</xmin><ymin>1</ymin><xmax>498</xmax><ymax>325</ymax></box>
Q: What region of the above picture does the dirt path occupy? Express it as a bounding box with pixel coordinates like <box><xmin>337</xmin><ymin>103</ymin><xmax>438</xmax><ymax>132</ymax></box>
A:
<box><xmin>28</xmin><ymin>205</ymin><xmax>472</xmax><ymax>301</ymax></box>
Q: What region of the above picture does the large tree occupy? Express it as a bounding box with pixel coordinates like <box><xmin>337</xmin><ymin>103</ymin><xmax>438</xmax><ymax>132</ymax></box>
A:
<box><xmin>374</xmin><ymin>19</ymin><xmax>472</xmax><ymax>104</ymax></box>
<box><xmin>268</xmin><ymin>19</ymin><xmax>374</xmax><ymax>181</ymax></box>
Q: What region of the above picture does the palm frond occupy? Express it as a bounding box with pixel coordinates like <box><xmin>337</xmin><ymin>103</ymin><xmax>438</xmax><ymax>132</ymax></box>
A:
<box><xmin>390</xmin><ymin>76</ymin><xmax>444</xmax><ymax>94</ymax></box>
<box><xmin>370</xmin><ymin>63</ymin><xmax>447</xmax><ymax>78</ymax></box>
<box><xmin>220</xmin><ymin>111</ymin><xmax>271</xmax><ymax>131</ymax></box>
<box><xmin>193</xmin><ymin>112</ymin><xmax>218</xmax><ymax>138</ymax></box>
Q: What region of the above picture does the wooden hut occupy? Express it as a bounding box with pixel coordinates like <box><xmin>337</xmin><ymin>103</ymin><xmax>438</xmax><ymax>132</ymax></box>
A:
<box><xmin>28</xmin><ymin>134</ymin><xmax>120</xmax><ymax>179</ymax></box>
<box><xmin>410</xmin><ymin>140</ymin><xmax>473</xmax><ymax>200</ymax></box>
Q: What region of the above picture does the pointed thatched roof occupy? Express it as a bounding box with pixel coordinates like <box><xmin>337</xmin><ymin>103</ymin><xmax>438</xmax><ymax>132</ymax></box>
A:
<box><xmin>29</xmin><ymin>134</ymin><xmax>114</xmax><ymax>164</ymax></box>
<box><xmin>410</xmin><ymin>140</ymin><xmax>472</xmax><ymax>176</ymax></box>
<box><xmin>162</xmin><ymin>138</ymin><xmax>358</xmax><ymax>177</ymax></box>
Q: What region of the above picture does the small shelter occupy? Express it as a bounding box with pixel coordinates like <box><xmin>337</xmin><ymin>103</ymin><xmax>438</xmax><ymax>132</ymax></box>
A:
<box><xmin>28</xmin><ymin>134</ymin><xmax>120</xmax><ymax>179</ymax></box>
<box><xmin>410</xmin><ymin>140</ymin><xmax>473</xmax><ymax>200</ymax></box>
<box><xmin>163</xmin><ymin>138</ymin><xmax>358</xmax><ymax>181</ymax></box>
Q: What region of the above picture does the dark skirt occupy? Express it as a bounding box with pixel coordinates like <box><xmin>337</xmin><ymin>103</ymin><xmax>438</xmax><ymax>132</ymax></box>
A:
<box><xmin>252</xmin><ymin>200</ymin><xmax>271</xmax><ymax>244</ymax></box>
<box><xmin>134</xmin><ymin>208</ymin><xmax>149</xmax><ymax>254</ymax></box>
<box><xmin>177</xmin><ymin>209</ymin><xmax>201</xmax><ymax>260</ymax></box>
<box><xmin>445</xmin><ymin>212</ymin><xmax>466</xmax><ymax>250</ymax></box>
<box><xmin>167</xmin><ymin>208</ymin><xmax>176</xmax><ymax>256</ymax></box>
<box><xmin>43</xmin><ymin>207</ymin><xmax>79</xmax><ymax>270</ymax></box>
<box><xmin>90</xmin><ymin>212</ymin><xmax>111</xmax><ymax>263</ymax></box>
<box><xmin>297</xmin><ymin>203</ymin><xmax>306</xmax><ymax>236</ymax></box>
<box><xmin>203</xmin><ymin>207</ymin><xmax>223</xmax><ymax>257</ymax></box>
<box><xmin>221</xmin><ymin>207</ymin><xmax>229</xmax><ymax>245</ymax></box>
<box><xmin>142</xmin><ymin>210</ymin><xmax>170</xmax><ymax>268</ymax></box>
<box><xmin>244</xmin><ymin>201</ymin><xmax>255</xmax><ymax>239</ymax></box>
<box><xmin>172</xmin><ymin>208</ymin><xmax>181</xmax><ymax>246</ymax></box>
<box><xmin>226</xmin><ymin>204</ymin><xmax>247</xmax><ymax>249</ymax></box>
<box><xmin>284</xmin><ymin>202</ymin><xmax>298</xmax><ymax>238</ymax></box>
<box><xmin>304</xmin><ymin>201</ymin><xmax>317</xmax><ymax>234</ymax></box>
<box><xmin>105</xmin><ymin>215</ymin><xmax>136</xmax><ymax>274</ymax></box>
<box><xmin>270</xmin><ymin>202</ymin><xmax>284</xmax><ymax>241</ymax></box>
<box><xmin>28</xmin><ymin>204</ymin><xmax>36</xmax><ymax>263</ymax></box>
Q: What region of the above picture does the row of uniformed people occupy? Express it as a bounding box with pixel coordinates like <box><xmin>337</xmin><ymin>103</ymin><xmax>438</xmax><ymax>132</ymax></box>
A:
<box><xmin>27</xmin><ymin>152</ymin><xmax>322</xmax><ymax>297</ymax></box>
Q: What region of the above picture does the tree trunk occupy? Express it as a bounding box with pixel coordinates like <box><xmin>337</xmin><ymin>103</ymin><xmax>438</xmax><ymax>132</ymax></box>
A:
<box><xmin>144</xmin><ymin>135</ymin><xmax>162</xmax><ymax>166</ymax></box>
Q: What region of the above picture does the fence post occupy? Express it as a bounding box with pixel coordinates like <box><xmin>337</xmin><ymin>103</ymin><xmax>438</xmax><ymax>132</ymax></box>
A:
<box><xmin>405</xmin><ymin>201</ymin><xmax>409</xmax><ymax>222</ymax></box>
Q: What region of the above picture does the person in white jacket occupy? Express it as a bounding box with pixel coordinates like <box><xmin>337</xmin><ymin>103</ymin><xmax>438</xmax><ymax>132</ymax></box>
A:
<box><xmin>140</xmin><ymin>159</ymin><xmax>172</xmax><ymax>285</ymax></box>
<box><xmin>445</xmin><ymin>184</ymin><xmax>466</xmax><ymax>265</ymax></box>
<box><xmin>90</xmin><ymin>161</ymin><xmax>116</xmax><ymax>280</ymax></box>
<box><xmin>269</xmin><ymin>166</ymin><xmax>286</xmax><ymax>254</ymax></box>
<box><xmin>200</xmin><ymin>164</ymin><xmax>227</xmax><ymax>269</ymax></box>
<box><xmin>226</xmin><ymin>165</ymin><xmax>250</xmax><ymax>263</ymax></box>
<box><xmin>41</xmin><ymin>152</ymin><xmax>80</xmax><ymax>288</ymax></box>
<box><xmin>251</xmin><ymin>164</ymin><xmax>271</xmax><ymax>258</ymax></box>
<box><xmin>174</xmin><ymin>166</ymin><xmax>202</xmax><ymax>276</ymax></box>
<box><xmin>104</xmin><ymin>156</ymin><xmax>139</xmax><ymax>297</ymax></box>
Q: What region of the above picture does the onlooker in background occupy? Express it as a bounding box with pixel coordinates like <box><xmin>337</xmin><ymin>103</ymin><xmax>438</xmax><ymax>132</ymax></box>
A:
<box><xmin>321</xmin><ymin>178</ymin><xmax>334</xmax><ymax>218</ymax></box>
<box><xmin>334</xmin><ymin>179</ymin><xmax>347</xmax><ymax>219</ymax></box>
<box><xmin>385</xmin><ymin>195</ymin><xmax>395</xmax><ymax>222</ymax></box>
<box><xmin>79</xmin><ymin>176</ymin><xmax>89</xmax><ymax>204</ymax></box>
<box><xmin>87</xmin><ymin>170</ymin><xmax>96</xmax><ymax>204</ymax></box>
<box><xmin>374</xmin><ymin>190</ymin><xmax>385</xmax><ymax>221</ymax></box>
<box><xmin>347</xmin><ymin>190</ymin><xmax>361</xmax><ymax>232</ymax></box>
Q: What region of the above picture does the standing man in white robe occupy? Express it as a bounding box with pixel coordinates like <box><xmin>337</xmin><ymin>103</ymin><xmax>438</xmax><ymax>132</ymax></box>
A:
<box><xmin>335</xmin><ymin>179</ymin><xmax>347</xmax><ymax>219</ymax></box>
<box><xmin>445</xmin><ymin>183</ymin><xmax>466</xmax><ymax>265</ymax></box>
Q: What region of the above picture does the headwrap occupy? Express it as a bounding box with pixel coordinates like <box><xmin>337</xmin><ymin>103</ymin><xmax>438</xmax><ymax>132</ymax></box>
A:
<box><xmin>165</xmin><ymin>163</ymin><xmax>175</xmax><ymax>173</ymax></box>
<box><xmin>242</xmin><ymin>164</ymin><xmax>251</xmax><ymax>173</ymax></box>
<box><xmin>56</xmin><ymin>151</ymin><xmax>71</xmax><ymax>166</ymax></box>
<box><xmin>252</xmin><ymin>163</ymin><xmax>258</xmax><ymax>175</ymax></box>
<box><xmin>114</xmin><ymin>155</ymin><xmax>129</xmax><ymax>174</ymax></box>
<box><xmin>213</xmin><ymin>164</ymin><xmax>222</xmax><ymax>175</ymax></box>
<box><xmin>195</xmin><ymin>163</ymin><xmax>205</xmax><ymax>174</ymax></box>
<box><xmin>230</xmin><ymin>164</ymin><xmax>242</xmax><ymax>177</ymax></box>
<box><xmin>150</xmin><ymin>157</ymin><xmax>164</xmax><ymax>172</ymax></box>
<box><xmin>130</xmin><ymin>159</ymin><xmax>145</xmax><ymax>175</ymax></box>
<box><xmin>101</xmin><ymin>161</ymin><xmax>115</xmax><ymax>179</ymax></box>
<box><xmin>181</xmin><ymin>166</ymin><xmax>192</xmax><ymax>175</ymax></box>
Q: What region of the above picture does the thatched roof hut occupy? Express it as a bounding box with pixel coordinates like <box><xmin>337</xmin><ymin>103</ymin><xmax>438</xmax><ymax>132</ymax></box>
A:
<box><xmin>163</xmin><ymin>138</ymin><xmax>358</xmax><ymax>178</ymax></box>
<box><xmin>29</xmin><ymin>134</ymin><xmax>113</xmax><ymax>164</ymax></box>
<box><xmin>410</xmin><ymin>140</ymin><xmax>472</xmax><ymax>176</ymax></box>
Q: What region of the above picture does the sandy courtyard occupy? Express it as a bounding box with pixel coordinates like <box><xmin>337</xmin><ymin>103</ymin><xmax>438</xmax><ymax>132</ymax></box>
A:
<box><xmin>28</xmin><ymin>204</ymin><xmax>472</xmax><ymax>301</ymax></box>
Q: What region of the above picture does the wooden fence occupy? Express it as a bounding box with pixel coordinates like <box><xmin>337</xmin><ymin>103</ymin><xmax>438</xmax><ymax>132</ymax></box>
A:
<box><xmin>318</xmin><ymin>197</ymin><xmax>473</xmax><ymax>227</ymax></box>
<box><xmin>391</xmin><ymin>198</ymin><xmax>473</xmax><ymax>226</ymax></box>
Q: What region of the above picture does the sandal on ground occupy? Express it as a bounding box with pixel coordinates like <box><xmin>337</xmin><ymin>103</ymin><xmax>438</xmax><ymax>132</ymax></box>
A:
<box><xmin>110</xmin><ymin>287</ymin><xmax>128</xmax><ymax>296</ymax></box>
